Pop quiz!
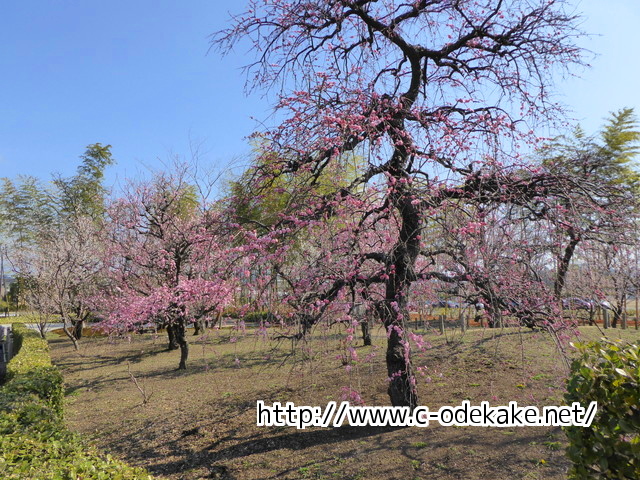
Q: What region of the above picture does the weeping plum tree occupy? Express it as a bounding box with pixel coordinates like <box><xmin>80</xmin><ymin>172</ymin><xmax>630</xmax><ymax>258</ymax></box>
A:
<box><xmin>215</xmin><ymin>0</ymin><xmax>585</xmax><ymax>407</ymax></box>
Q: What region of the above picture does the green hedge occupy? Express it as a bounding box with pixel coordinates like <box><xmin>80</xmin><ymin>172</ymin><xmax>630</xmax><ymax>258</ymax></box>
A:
<box><xmin>1</xmin><ymin>315</ymin><xmax>34</xmax><ymax>324</ymax></box>
<box><xmin>0</xmin><ymin>324</ymin><xmax>156</xmax><ymax>479</ymax></box>
<box><xmin>242</xmin><ymin>310</ymin><xmax>277</xmax><ymax>324</ymax></box>
<box><xmin>1</xmin><ymin>315</ymin><xmax>63</xmax><ymax>324</ymax></box>
<box><xmin>564</xmin><ymin>339</ymin><xmax>640</xmax><ymax>479</ymax></box>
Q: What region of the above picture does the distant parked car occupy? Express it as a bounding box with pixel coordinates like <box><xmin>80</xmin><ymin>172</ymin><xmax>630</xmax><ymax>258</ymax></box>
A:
<box><xmin>562</xmin><ymin>297</ymin><xmax>594</xmax><ymax>310</ymax></box>
<box><xmin>429</xmin><ymin>300</ymin><xmax>460</xmax><ymax>308</ymax></box>
<box><xmin>597</xmin><ymin>300</ymin><xmax>613</xmax><ymax>310</ymax></box>
<box><xmin>137</xmin><ymin>322</ymin><xmax>157</xmax><ymax>333</ymax></box>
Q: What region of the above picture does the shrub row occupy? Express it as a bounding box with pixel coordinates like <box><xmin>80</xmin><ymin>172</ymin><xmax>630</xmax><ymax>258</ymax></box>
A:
<box><xmin>564</xmin><ymin>339</ymin><xmax>640</xmax><ymax>479</ymax></box>
<box><xmin>0</xmin><ymin>323</ymin><xmax>156</xmax><ymax>479</ymax></box>
<box><xmin>1</xmin><ymin>315</ymin><xmax>33</xmax><ymax>324</ymax></box>
<box><xmin>242</xmin><ymin>310</ymin><xmax>277</xmax><ymax>324</ymax></box>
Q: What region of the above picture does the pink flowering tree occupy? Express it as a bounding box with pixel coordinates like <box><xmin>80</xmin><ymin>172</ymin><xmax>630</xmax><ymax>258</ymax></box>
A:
<box><xmin>97</xmin><ymin>168</ymin><xmax>237</xmax><ymax>369</ymax></box>
<box><xmin>215</xmin><ymin>0</ymin><xmax>586</xmax><ymax>407</ymax></box>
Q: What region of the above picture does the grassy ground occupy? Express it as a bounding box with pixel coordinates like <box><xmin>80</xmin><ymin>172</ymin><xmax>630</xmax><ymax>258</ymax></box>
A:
<box><xmin>49</xmin><ymin>324</ymin><xmax>639</xmax><ymax>480</ymax></box>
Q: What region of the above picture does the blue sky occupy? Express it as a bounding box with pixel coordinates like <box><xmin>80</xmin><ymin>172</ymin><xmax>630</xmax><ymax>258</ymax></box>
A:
<box><xmin>0</xmin><ymin>1</ymin><xmax>638</xmax><ymax>189</ymax></box>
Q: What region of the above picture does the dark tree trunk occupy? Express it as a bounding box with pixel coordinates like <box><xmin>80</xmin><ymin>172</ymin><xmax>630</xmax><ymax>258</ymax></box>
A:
<box><xmin>385</xmin><ymin>320</ymin><xmax>418</xmax><ymax>408</ymax></box>
<box><xmin>298</xmin><ymin>313</ymin><xmax>314</xmax><ymax>338</ymax></box>
<box><xmin>361</xmin><ymin>319</ymin><xmax>372</xmax><ymax>346</ymax></box>
<box><xmin>167</xmin><ymin>324</ymin><xmax>179</xmax><ymax>350</ymax></box>
<box><xmin>615</xmin><ymin>293</ymin><xmax>627</xmax><ymax>328</ymax></box>
<box><xmin>175</xmin><ymin>319</ymin><xmax>189</xmax><ymax>370</ymax></box>
<box><xmin>62</xmin><ymin>325</ymin><xmax>79</xmax><ymax>350</ymax></box>
<box><xmin>193</xmin><ymin>318</ymin><xmax>205</xmax><ymax>336</ymax></box>
<box><xmin>554</xmin><ymin>232</ymin><xmax>579</xmax><ymax>299</ymax></box>
<box><xmin>380</xmin><ymin>288</ymin><xmax>418</xmax><ymax>407</ymax></box>
<box><xmin>61</xmin><ymin>314</ymin><xmax>80</xmax><ymax>350</ymax></box>
<box><xmin>73</xmin><ymin>319</ymin><xmax>84</xmax><ymax>340</ymax></box>
<box><xmin>483</xmin><ymin>299</ymin><xmax>501</xmax><ymax>328</ymax></box>
<box><xmin>380</xmin><ymin>183</ymin><xmax>421</xmax><ymax>409</ymax></box>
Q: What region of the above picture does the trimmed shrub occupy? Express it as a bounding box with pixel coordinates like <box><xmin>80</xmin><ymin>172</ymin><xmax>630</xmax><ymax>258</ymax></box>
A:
<box><xmin>221</xmin><ymin>306</ymin><xmax>241</xmax><ymax>319</ymax></box>
<box><xmin>564</xmin><ymin>339</ymin><xmax>640</xmax><ymax>479</ymax></box>
<box><xmin>3</xmin><ymin>315</ymin><xmax>41</xmax><ymax>324</ymax></box>
<box><xmin>243</xmin><ymin>310</ymin><xmax>277</xmax><ymax>324</ymax></box>
<box><xmin>0</xmin><ymin>324</ymin><xmax>156</xmax><ymax>479</ymax></box>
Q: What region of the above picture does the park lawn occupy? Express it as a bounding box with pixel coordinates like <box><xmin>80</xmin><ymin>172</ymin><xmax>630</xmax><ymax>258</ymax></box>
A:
<box><xmin>49</xmin><ymin>325</ymin><xmax>639</xmax><ymax>480</ymax></box>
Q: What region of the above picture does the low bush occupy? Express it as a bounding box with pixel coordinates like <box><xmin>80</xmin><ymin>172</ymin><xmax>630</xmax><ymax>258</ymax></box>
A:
<box><xmin>564</xmin><ymin>339</ymin><xmax>640</xmax><ymax>479</ymax></box>
<box><xmin>242</xmin><ymin>310</ymin><xmax>277</xmax><ymax>324</ymax></box>
<box><xmin>1</xmin><ymin>315</ymin><xmax>33</xmax><ymax>324</ymax></box>
<box><xmin>0</xmin><ymin>324</ymin><xmax>156</xmax><ymax>479</ymax></box>
<box><xmin>222</xmin><ymin>306</ymin><xmax>241</xmax><ymax>319</ymax></box>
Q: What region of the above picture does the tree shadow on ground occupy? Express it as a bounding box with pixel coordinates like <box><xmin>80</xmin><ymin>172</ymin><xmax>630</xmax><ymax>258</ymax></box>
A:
<box><xmin>137</xmin><ymin>425</ymin><xmax>405</xmax><ymax>479</ymax></box>
<box><xmin>118</xmin><ymin>421</ymin><xmax>568</xmax><ymax>480</ymax></box>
